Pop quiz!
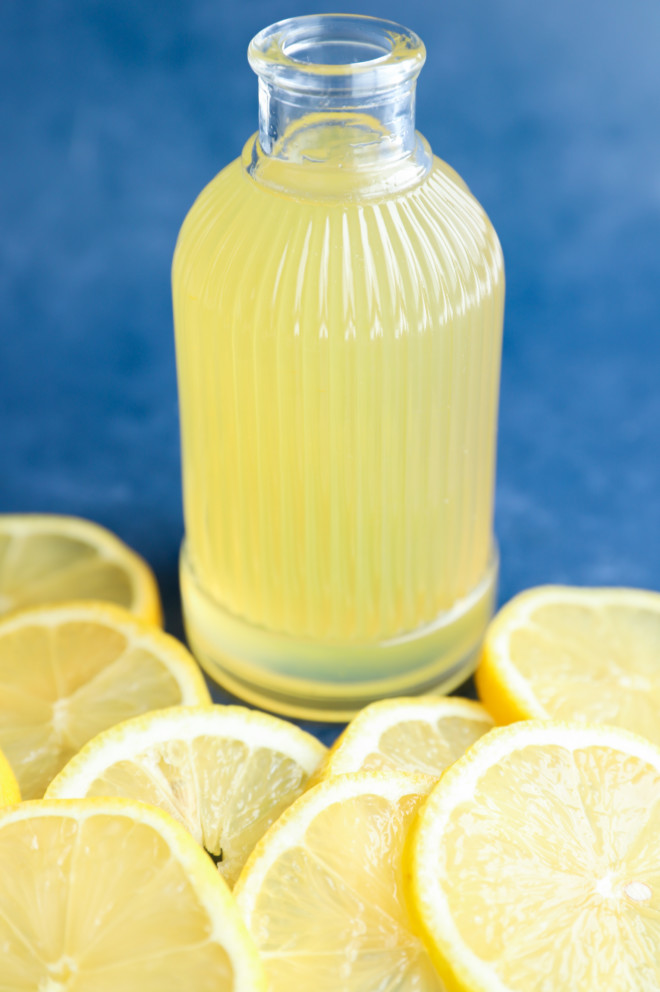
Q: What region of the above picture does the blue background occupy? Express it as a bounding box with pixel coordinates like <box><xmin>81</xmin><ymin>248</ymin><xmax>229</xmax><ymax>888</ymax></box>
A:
<box><xmin>1</xmin><ymin>1</ymin><xmax>659</xmax><ymax>742</ymax></box>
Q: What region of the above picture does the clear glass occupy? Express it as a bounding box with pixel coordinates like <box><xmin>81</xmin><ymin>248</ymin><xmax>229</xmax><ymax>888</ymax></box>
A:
<box><xmin>172</xmin><ymin>14</ymin><xmax>505</xmax><ymax>720</ymax></box>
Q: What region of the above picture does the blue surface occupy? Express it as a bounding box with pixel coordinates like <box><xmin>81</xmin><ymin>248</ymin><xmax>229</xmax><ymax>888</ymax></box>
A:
<box><xmin>1</xmin><ymin>1</ymin><xmax>659</xmax><ymax>745</ymax></box>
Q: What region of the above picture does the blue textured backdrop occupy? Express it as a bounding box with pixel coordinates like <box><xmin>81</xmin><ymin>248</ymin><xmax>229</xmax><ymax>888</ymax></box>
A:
<box><xmin>1</xmin><ymin>1</ymin><xmax>659</xmax><ymax>740</ymax></box>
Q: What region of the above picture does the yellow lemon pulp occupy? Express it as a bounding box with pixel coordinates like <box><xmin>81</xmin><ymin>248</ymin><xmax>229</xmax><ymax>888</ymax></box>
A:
<box><xmin>47</xmin><ymin>704</ymin><xmax>326</xmax><ymax>886</ymax></box>
<box><xmin>0</xmin><ymin>514</ymin><xmax>162</xmax><ymax>624</ymax></box>
<box><xmin>0</xmin><ymin>602</ymin><xmax>210</xmax><ymax>798</ymax></box>
<box><xmin>0</xmin><ymin>798</ymin><xmax>265</xmax><ymax>991</ymax></box>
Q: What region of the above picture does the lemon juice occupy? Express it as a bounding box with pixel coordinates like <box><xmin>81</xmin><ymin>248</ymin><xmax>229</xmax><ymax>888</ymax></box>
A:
<box><xmin>173</xmin><ymin>15</ymin><xmax>504</xmax><ymax>718</ymax></box>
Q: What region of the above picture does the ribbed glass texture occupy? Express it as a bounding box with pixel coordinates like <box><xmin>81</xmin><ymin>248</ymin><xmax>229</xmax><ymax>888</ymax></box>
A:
<box><xmin>174</xmin><ymin>157</ymin><xmax>503</xmax><ymax>642</ymax></box>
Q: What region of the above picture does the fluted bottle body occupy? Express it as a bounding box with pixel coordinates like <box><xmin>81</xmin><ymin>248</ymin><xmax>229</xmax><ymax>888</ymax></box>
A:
<box><xmin>173</xmin><ymin>15</ymin><xmax>504</xmax><ymax>718</ymax></box>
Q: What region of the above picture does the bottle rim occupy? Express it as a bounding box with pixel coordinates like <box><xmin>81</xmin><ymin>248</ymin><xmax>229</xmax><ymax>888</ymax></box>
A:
<box><xmin>248</xmin><ymin>13</ymin><xmax>425</xmax><ymax>93</ymax></box>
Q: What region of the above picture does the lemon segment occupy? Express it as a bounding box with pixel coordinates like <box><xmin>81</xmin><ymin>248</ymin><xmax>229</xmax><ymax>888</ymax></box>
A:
<box><xmin>0</xmin><ymin>602</ymin><xmax>210</xmax><ymax>799</ymax></box>
<box><xmin>315</xmin><ymin>696</ymin><xmax>493</xmax><ymax>782</ymax></box>
<box><xmin>0</xmin><ymin>797</ymin><xmax>266</xmax><ymax>991</ymax></box>
<box><xmin>0</xmin><ymin>514</ymin><xmax>162</xmax><ymax>625</ymax></box>
<box><xmin>0</xmin><ymin>746</ymin><xmax>20</xmax><ymax>806</ymax></box>
<box><xmin>46</xmin><ymin>704</ymin><xmax>326</xmax><ymax>886</ymax></box>
<box><xmin>410</xmin><ymin>721</ymin><xmax>660</xmax><ymax>992</ymax></box>
<box><xmin>235</xmin><ymin>771</ymin><xmax>445</xmax><ymax>991</ymax></box>
<box><xmin>476</xmin><ymin>586</ymin><xmax>660</xmax><ymax>746</ymax></box>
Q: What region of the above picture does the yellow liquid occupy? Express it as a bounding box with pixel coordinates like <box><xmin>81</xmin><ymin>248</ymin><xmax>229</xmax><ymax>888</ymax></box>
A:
<box><xmin>173</xmin><ymin>135</ymin><xmax>504</xmax><ymax>719</ymax></box>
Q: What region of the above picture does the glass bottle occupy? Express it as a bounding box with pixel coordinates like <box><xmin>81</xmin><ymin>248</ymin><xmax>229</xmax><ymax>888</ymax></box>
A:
<box><xmin>172</xmin><ymin>14</ymin><xmax>504</xmax><ymax>720</ymax></box>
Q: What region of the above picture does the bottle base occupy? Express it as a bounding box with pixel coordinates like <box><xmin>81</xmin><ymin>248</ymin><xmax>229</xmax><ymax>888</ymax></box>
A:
<box><xmin>180</xmin><ymin>545</ymin><xmax>498</xmax><ymax>722</ymax></box>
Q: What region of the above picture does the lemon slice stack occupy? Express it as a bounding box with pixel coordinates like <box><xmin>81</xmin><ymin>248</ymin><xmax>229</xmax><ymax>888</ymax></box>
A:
<box><xmin>1</xmin><ymin>512</ymin><xmax>660</xmax><ymax>992</ymax></box>
<box><xmin>47</xmin><ymin>704</ymin><xmax>326</xmax><ymax>886</ymax></box>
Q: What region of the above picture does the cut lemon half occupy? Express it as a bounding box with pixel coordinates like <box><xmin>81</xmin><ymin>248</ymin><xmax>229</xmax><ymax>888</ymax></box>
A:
<box><xmin>0</xmin><ymin>601</ymin><xmax>210</xmax><ymax>799</ymax></box>
<box><xmin>234</xmin><ymin>771</ymin><xmax>444</xmax><ymax>991</ymax></box>
<box><xmin>314</xmin><ymin>697</ymin><xmax>493</xmax><ymax>783</ymax></box>
<box><xmin>476</xmin><ymin>585</ymin><xmax>660</xmax><ymax>746</ymax></box>
<box><xmin>0</xmin><ymin>514</ymin><xmax>162</xmax><ymax>624</ymax></box>
<box><xmin>410</xmin><ymin>721</ymin><xmax>660</xmax><ymax>992</ymax></box>
<box><xmin>0</xmin><ymin>797</ymin><xmax>265</xmax><ymax>991</ymax></box>
<box><xmin>47</xmin><ymin>704</ymin><xmax>326</xmax><ymax>886</ymax></box>
<box><xmin>0</xmin><ymin>746</ymin><xmax>20</xmax><ymax>806</ymax></box>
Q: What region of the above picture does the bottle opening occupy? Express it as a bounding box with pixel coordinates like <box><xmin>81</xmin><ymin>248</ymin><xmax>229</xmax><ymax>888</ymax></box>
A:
<box><xmin>249</xmin><ymin>14</ymin><xmax>425</xmax><ymax>89</ymax></box>
<box><xmin>280</xmin><ymin>19</ymin><xmax>394</xmax><ymax>67</ymax></box>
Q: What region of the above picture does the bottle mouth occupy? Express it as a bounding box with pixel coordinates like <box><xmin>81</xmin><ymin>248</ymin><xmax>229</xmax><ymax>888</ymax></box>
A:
<box><xmin>248</xmin><ymin>14</ymin><xmax>425</xmax><ymax>93</ymax></box>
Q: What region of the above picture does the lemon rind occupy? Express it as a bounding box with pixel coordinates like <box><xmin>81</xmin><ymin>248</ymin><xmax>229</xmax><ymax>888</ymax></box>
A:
<box><xmin>0</xmin><ymin>747</ymin><xmax>20</xmax><ymax>806</ymax></box>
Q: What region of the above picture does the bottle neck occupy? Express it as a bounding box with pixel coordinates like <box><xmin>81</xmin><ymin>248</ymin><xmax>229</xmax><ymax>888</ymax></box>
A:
<box><xmin>246</xmin><ymin>15</ymin><xmax>432</xmax><ymax>197</ymax></box>
<box><xmin>257</xmin><ymin>71</ymin><xmax>418</xmax><ymax>163</ymax></box>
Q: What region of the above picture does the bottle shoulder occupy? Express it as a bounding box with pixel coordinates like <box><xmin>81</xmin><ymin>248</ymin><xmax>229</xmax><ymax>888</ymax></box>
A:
<box><xmin>177</xmin><ymin>142</ymin><xmax>485</xmax><ymax>219</ymax></box>
<box><xmin>173</xmin><ymin>151</ymin><xmax>503</xmax><ymax>306</ymax></box>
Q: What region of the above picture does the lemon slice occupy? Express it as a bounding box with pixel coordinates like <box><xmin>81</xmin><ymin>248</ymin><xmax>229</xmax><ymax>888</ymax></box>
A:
<box><xmin>315</xmin><ymin>697</ymin><xmax>493</xmax><ymax>782</ymax></box>
<box><xmin>0</xmin><ymin>746</ymin><xmax>20</xmax><ymax>806</ymax></box>
<box><xmin>476</xmin><ymin>585</ymin><xmax>660</xmax><ymax>746</ymax></box>
<box><xmin>234</xmin><ymin>771</ymin><xmax>444</xmax><ymax>991</ymax></box>
<box><xmin>0</xmin><ymin>514</ymin><xmax>162</xmax><ymax>624</ymax></box>
<box><xmin>0</xmin><ymin>601</ymin><xmax>210</xmax><ymax>799</ymax></box>
<box><xmin>0</xmin><ymin>797</ymin><xmax>265</xmax><ymax>991</ymax></box>
<box><xmin>410</xmin><ymin>721</ymin><xmax>660</xmax><ymax>992</ymax></box>
<box><xmin>47</xmin><ymin>704</ymin><xmax>326</xmax><ymax>886</ymax></box>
